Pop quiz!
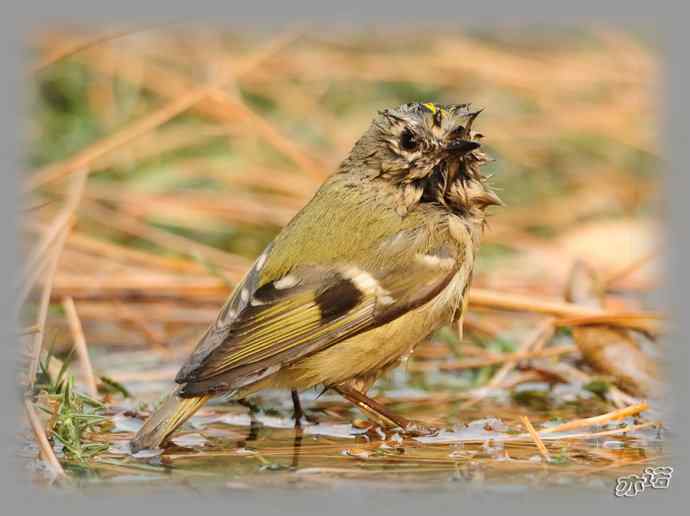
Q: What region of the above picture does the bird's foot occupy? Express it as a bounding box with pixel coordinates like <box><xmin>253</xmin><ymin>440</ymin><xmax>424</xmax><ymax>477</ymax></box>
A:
<box><xmin>398</xmin><ymin>420</ymin><xmax>439</xmax><ymax>437</ymax></box>
<box><xmin>356</xmin><ymin>419</ymin><xmax>438</xmax><ymax>440</ymax></box>
<box><xmin>292</xmin><ymin>410</ymin><xmax>320</xmax><ymax>426</ymax></box>
<box><xmin>304</xmin><ymin>412</ymin><xmax>320</xmax><ymax>424</ymax></box>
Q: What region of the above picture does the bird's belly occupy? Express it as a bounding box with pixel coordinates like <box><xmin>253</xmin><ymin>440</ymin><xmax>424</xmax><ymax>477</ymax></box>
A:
<box><xmin>273</xmin><ymin>273</ymin><xmax>465</xmax><ymax>390</ymax></box>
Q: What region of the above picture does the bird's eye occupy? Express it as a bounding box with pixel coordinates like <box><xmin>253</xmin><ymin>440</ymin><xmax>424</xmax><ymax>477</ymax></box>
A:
<box><xmin>400</xmin><ymin>129</ymin><xmax>420</xmax><ymax>152</ymax></box>
<box><xmin>449</xmin><ymin>125</ymin><xmax>466</xmax><ymax>138</ymax></box>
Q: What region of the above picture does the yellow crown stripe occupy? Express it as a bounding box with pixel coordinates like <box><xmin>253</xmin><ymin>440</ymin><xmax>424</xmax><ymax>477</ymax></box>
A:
<box><xmin>422</xmin><ymin>102</ymin><xmax>437</xmax><ymax>114</ymax></box>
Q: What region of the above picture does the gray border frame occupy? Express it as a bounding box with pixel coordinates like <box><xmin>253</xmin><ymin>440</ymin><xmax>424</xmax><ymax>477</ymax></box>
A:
<box><xmin>3</xmin><ymin>1</ymin><xmax>687</xmax><ymax>514</ymax></box>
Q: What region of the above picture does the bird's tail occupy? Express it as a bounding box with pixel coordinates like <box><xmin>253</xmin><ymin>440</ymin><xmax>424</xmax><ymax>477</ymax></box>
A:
<box><xmin>130</xmin><ymin>386</ymin><xmax>210</xmax><ymax>453</ymax></box>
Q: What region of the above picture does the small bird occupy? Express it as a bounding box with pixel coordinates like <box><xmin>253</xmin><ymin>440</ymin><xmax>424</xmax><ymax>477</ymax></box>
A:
<box><xmin>131</xmin><ymin>102</ymin><xmax>501</xmax><ymax>452</ymax></box>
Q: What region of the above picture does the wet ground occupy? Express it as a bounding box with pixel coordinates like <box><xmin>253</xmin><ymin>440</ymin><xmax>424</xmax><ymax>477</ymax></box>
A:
<box><xmin>23</xmin><ymin>344</ymin><xmax>667</xmax><ymax>494</ymax></box>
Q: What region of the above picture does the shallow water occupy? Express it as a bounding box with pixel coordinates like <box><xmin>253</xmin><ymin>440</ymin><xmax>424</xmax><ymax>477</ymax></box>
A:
<box><xmin>26</xmin><ymin>344</ymin><xmax>667</xmax><ymax>493</ymax></box>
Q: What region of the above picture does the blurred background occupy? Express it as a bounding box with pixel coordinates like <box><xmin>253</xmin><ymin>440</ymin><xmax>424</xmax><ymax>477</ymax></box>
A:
<box><xmin>21</xmin><ymin>25</ymin><xmax>665</xmax><ymax>488</ymax></box>
<box><xmin>26</xmin><ymin>24</ymin><xmax>662</xmax><ymax>349</ymax></box>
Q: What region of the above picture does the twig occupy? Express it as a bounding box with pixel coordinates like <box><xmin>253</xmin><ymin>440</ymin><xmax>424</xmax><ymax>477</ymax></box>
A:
<box><xmin>499</xmin><ymin>370</ymin><xmax>545</xmax><ymax>389</ymax></box>
<box><xmin>520</xmin><ymin>415</ymin><xmax>551</xmax><ymax>461</ymax></box>
<box><xmin>602</xmin><ymin>250</ymin><xmax>658</xmax><ymax>287</ymax></box>
<box><xmin>52</xmin><ymin>272</ymin><xmax>229</xmax><ymax>300</ymax></box>
<box><xmin>538</xmin><ymin>421</ymin><xmax>659</xmax><ymax>441</ymax></box>
<box><xmin>25</xmin><ymin>218</ymin><xmax>215</xmax><ymax>276</ymax></box>
<box><xmin>530</xmin><ymin>359</ymin><xmax>638</xmax><ymax>408</ymax></box>
<box><xmin>463</xmin><ymin>314</ymin><xmax>502</xmax><ymax>338</ymax></box>
<box><xmin>111</xmin><ymin>300</ymin><xmax>171</xmax><ymax>353</ymax></box>
<box><xmin>64</xmin><ymin>230</ymin><xmax>210</xmax><ymax>275</ymax></box>
<box><xmin>457</xmin><ymin>318</ymin><xmax>555</xmax><ymax>410</ymax></box>
<box><xmin>79</xmin><ymin>198</ymin><xmax>249</xmax><ymax>275</ymax></box>
<box><xmin>62</xmin><ymin>297</ymin><xmax>98</xmax><ymax>397</ymax></box>
<box><xmin>540</xmin><ymin>402</ymin><xmax>649</xmax><ymax>434</ymax></box>
<box><xmin>17</xmin><ymin>237</ymin><xmax>55</xmax><ymax>310</ymax></box>
<box><xmin>556</xmin><ymin>313</ymin><xmax>664</xmax><ymax>334</ymax></box>
<box><xmin>469</xmin><ymin>288</ymin><xmax>605</xmax><ymax>318</ymax></box>
<box><xmin>24</xmin><ymin>398</ymin><xmax>65</xmax><ymax>478</ymax></box>
<box><xmin>437</xmin><ymin>343</ymin><xmax>575</xmax><ymax>371</ymax></box>
<box><xmin>65</xmin><ymin>300</ymin><xmax>217</xmax><ymax>324</ymax></box>
<box><xmin>20</xmin><ymin>167</ymin><xmax>89</xmax><ymax>299</ymax></box>
<box><xmin>488</xmin><ymin>318</ymin><xmax>555</xmax><ymax>389</ymax></box>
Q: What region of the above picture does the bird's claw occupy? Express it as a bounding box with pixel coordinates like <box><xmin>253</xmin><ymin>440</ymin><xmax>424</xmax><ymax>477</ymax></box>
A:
<box><xmin>358</xmin><ymin>420</ymin><xmax>439</xmax><ymax>439</ymax></box>
<box><xmin>293</xmin><ymin>411</ymin><xmax>320</xmax><ymax>426</ymax></box>
<box><xmin>399</xmin><ymin>421</ymin><xmax>439</xmax><ymax>437</ymax></box>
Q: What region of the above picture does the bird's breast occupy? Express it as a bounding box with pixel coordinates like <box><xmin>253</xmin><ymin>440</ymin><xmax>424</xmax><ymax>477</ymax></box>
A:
<box><xmin>276</xmin><ymin>259</ymin><xmax>473</xmax><ymax>390</ymax></box>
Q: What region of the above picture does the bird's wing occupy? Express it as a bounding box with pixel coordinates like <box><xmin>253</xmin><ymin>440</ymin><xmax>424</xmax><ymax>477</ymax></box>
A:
<box><xmin>175</xmin><ymin>239</ymin><xmax>460</xmax><ymax>396</ymax></box>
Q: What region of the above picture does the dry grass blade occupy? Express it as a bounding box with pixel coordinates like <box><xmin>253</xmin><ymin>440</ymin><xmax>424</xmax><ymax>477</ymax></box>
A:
<box><xmin>530</xmin><ymin>359</ymin><xmax>639</xmax><ymax>408</ymax></box>
<box><xmin>25</xmin><ymin>170</ymin><xmax>89</xmax><ymax>391</ymax></box>
<box><xmin>17</xmin><ymin>250</ymin><xmax>53</xmax><ymax>311</ymax></box>
<box><xmin>27</xmin><ymin>80</ymin><xmax>228</xmax><ymax>191</ymax></box>
<box><xmin>458</xmin><ymin>318</ymin><xmax>555</xmax><ymax>410</ymax></box>
<box><xmin>26</xmin><ymin>226</ymin><xmax>70</xmax><ymax>391</ymax></box>
<box><xmin>437</xmin><ymin>343</ymin><xmax>576</xmax><ymax>371</ymax></box>
<box><xmin>556</xmin><ymin>313</ymin><xmax>664</xmax><ymax>334</ymax></box>
<box><xmin>76</xmin><ymin>28</ymin><xmax>325</xmax><ymax>179</ymax></box>
<box><xmin>538</xmin><ymin>421</ymin><xmax>658</xmax><ymax>441</ymax></box>
<box><xmin>65</xmin><ymin>231</ymin><xmax>210</xmax><ymax>275</ymax></box>
<box><xmin>70</xmin><ymin>301</ymin><xmax>216</xmax><ymax>324</ymax></box>
<box><xmin>79</xmin><ymin>199</ymin><xmax>249</xmax><ymax>275</ymax></box>
<box><xmin>520</xmin><ymin>415</ymin><xmax>551</xmax><ymax>461</ymax></box>
<box><xmin>24</xmin><ymin>398</ymin><xmax>65</xmax><ymax>478</ymax></box>
<box><xmin>602</xmin><ymin>250</ymin><xmax>658</xmax><ymax>287</ymax></box>
<box><xmin>27</xmin><ymin>28</ymin><xmax>303</xmax><ymax>191</ymax></box>
<box><xmin>205</xmin><ymin>92</ymin><xmax>326</xmax><ymax>180</ymax></box>
<box><xmin>21</xmin><ymin>168</ymin><xmax>89</xmax><ymax>297</ymax></box>
<box><xmin>31</xmin><ymin>24</ymin><xmax>165</xmax><ymax>74</ymax></box>
<box><xmin>469</xmin><ymin>288</ymin><xmax>605</xmax><ymax>318</ymax></box>
<box><xmin>52</xmin><ymin>273</ymin><xmax>228</xmax><ymax>301</ymax></box>
<box><xmin>540</xmin><ymin>402</ymin><xmax>649</xmax><ymax>434</ymax></box>
<box><xmin>19</xmin><ymin>325</ymin><xmax>41</xmax><ymax>336</ymax></box>
<box><xmin>62</xmin><ymin>297</ymin><xmax>98</xmax><ymax>397</ymax></box>
<box><xmin>488</xmin><ymin>318</ymin><xmax>555</xmax><ymax>388</ymax></box>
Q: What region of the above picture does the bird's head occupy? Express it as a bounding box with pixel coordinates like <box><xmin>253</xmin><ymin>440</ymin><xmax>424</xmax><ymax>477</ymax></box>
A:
<box><xmin>343</xmin><ymin>102</ymin><xmax>502</xmax><ymax>217</ymax></box>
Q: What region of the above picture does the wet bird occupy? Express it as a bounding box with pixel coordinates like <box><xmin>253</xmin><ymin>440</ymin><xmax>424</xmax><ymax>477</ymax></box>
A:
<box><xmin>131</xmin><ymin>102</ymin><xmax>501</xmax><ymax>452</ymax></box>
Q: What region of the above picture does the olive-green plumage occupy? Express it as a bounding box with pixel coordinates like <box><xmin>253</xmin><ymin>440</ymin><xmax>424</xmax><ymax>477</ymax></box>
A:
<box><xmin>131</xmin><ymin>102</ymin><xmax>501</xmax><ymax>452</ymax></box>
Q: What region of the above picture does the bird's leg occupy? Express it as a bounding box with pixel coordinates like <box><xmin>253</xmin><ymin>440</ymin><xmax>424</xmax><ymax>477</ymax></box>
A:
<box><xmin>291</xmin><ymin>389</ymin><xmax>304</xmax><ymax>428</ymax></box>
<box><xmin>290</xmin><ymin>426</ymin><xmax>304</xmax><ymax>471</ymax></box>
<box><xmin>332</xmin><ymin>384</ymin><xmax>408</xmax><ymax>428</ymax></box>
<box><xmin>290</xmin><ymin>389</ymin><xmax>319</xmax><ymax>427</ymax></box>
<box><xmin>332</xmin><ymin>383</ymin><xmax>437</xmax><ymax>437</ymax></box>
<box><xmin>236</xmin><ymin>398</ymin><xmax>262</xmax><ymax>442</ymax></box>
<box><xmin>237</xmin><ymin>397</ymin><xmax>260</xmax><ymax>415</ymax></box>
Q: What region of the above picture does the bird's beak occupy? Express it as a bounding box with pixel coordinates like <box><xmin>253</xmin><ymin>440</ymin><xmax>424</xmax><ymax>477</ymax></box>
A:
<box><xmin>445</xmin><ymin>139</ymin><xmax>480</xmax><ymax>155</ymax></box>
<box><xmin>475</xmin><ymin>189</ymin><xmax>504</xmax><ymax>209</ymax></box>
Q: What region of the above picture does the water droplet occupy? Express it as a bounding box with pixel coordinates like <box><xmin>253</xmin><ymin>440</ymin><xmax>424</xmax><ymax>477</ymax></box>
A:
<box><xmin>131</xmin><ymin>448</ymin><xmax>163</xmax><ymax>459</ymax></box>
<box><xmin>171</xmin><ymin>433</ymin><xmax>207</xmax><ymax>448</ymax></box>
<box><xmin>342</xmin><ymin>448</ymin><xmax>371</xmax><ymax>459</ymax></box>
<box><xmin>111</xmin><ymin>412</ymin><xmax>143</xmax><ymax>433</ymax></box>
<box><xmin>602</xmin><ymin>440</ymin><xmax>625</xmax><ymax>449</ymax></box>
